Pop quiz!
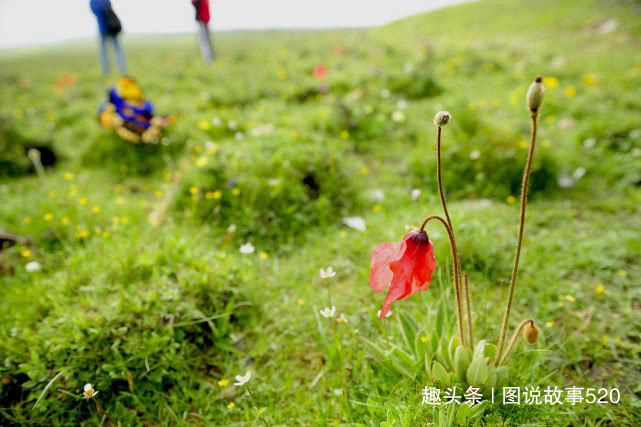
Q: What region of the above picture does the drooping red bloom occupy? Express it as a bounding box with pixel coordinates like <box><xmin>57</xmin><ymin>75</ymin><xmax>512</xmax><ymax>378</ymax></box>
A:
<box><xmin>312</xmin><ymin>64</ymin><xmax>328</xmax><ymax>79</ymax></box>
<box><xmin>369</xmin><ymin>230</ymin><xmax>436</xmax><ymax>318</ymax></box>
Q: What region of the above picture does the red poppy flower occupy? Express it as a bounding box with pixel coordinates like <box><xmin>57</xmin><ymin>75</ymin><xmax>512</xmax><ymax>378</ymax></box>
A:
<box><xmin>369</xmin><ymin>230</ymin><xmax>436</xmax><ymax>318</ymax></box>
<box><xmin>312</xmin><ymin>65</ymin><xmax>327</xmax><ymax>79</ymax></box>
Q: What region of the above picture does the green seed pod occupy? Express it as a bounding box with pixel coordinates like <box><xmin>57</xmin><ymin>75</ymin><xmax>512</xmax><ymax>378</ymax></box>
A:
<box><xmin>433</xmin><ymin>111</ymin><xmax>451</xmax><ymax>127</ymax></box>
<box><xmin>523</xmin><ymin>321</ymin><xmax>539</xmax><ymax>344</ymax></box>
<box><xmin>526</xmin><ymin>76</ymin><xmax>545</xmax><ymax>113</ymax></box>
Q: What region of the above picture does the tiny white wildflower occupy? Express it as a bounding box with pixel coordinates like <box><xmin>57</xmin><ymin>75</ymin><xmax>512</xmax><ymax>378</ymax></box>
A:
<box><xmin>380</xmin><ymin>89</ymin><xmax>391</xmax><ymax>99</ymax></box>
<box><xmin>573</xmin><ymin>167</ymin><xmax>586</xmax><ymax>180</ymax></box>
<box><xmin>227</xmin><ymin>120</ymin><xmax>237</xmax><ymax>130</ymax></box>
<box><xmin>320</xmin><ymin>306</ymin><xmax>336</xmax><ymax>318</ymax></box>
<box><xmin>557</xmin><ymin>174</ymin><xmax>575</xmax><ymax>188</ymax></box>
<box><xmin>25</xmin><ymin>261</ymin><xmax>41</xmax><ymax>272</ymax></box>
<box><xmin>227</xmin><ymin>224</ymin><xmax>237</xmax><ymax>233</ymax></box>
<box><xmin>212</xmin><ymin>116</ymin><xmax>222</xmax><ymax>126</ymax></box>
<box><xmin>371</xmin><ymin>189</ymin><xmax>385</xmax><ymax>202</ymax></box>
<box><xmin>396</xmin><ymin>99</ymin><xmax>408</xmax><ymax>110</ymax></box>
<box><xmin>337</xmin><ymin>313</ymin><xmax>348</xmax><ymax>323</ymax></box>
<box><xmin>377</xmin><ymin>309</ymin><xmax>392</xmax><ymax>318</ymax></box>
<box><xmin>391</xmin><ymin>111</ymin><xmax>405</xmax><ymax>122</ymax></box>
<box><xmin>233</xmin><ymin>371</ymin><xmax>251</xmax><ymax>386</ymax></box>
<box><xmin>239</xmin><ymin>243</ymin><xmax>255</xmax><ymax>254</ymax></box>
<box><xmin>82</xmin><ymin>383</ymin><xmax>98</xmax><ymax>399</ymax></box>
<box><xmin>343</xmin><ymin>216</ymin><xmax>366</xmax><ymax>231</ymax></box>
<box><xmin>234</xmin><ymin>132</ymin><xmax>244</xmax><ymax>140</ymax></box>
<box><xmin>411</xmin><ymin>188</ymin><xmax>421</xmax><ymax>201</ymax></box>
<box><xmin>320</xmin><ymin>266</ymin><xmax>336</xmax><ymax>279</ymax></box>
<box><xmin>470</xmin><ymin>150</ymin><xmax>481</xmax><ymax>160</ymax></box>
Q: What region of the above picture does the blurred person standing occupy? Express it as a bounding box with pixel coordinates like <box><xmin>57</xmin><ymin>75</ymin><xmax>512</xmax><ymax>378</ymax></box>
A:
<box><xmin>192</xmin><ymin>0</ymin><xmax>214</xmax><ymax>64</ymax></box>
<box><xmin>90</xmin><ymin>0</ymin><xmax>127</xmax><ymax>75</ymax></box>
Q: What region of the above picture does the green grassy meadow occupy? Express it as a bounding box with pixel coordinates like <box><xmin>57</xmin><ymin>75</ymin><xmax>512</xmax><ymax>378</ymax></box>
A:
<box><xmin>1</xmin><ymin>0</ymin><xmax>641</xmax><ymax>425</ymax></box>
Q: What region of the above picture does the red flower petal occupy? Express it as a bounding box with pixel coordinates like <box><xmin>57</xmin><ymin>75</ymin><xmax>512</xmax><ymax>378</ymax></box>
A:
<box><xmin>369</xmin><ymin>238</ymin><xmax>407</xmax><ymax>292</ymax></box>
<box><xmin>369</xmin><ymin>230</ymin><xmax>436</xmax><ymax>318</ymax></box>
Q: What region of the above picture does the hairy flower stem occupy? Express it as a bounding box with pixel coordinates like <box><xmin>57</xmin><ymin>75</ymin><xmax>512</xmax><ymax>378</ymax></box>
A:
<box><xmin>463</xmin><ymin>273</ymin><xmax>474</xmax><ymax>348</ymax></box>
<box><xmin>93</xmin><ymin>399</ymin><xmax>117</xmax><ymax>427</ymax></box>
<box><xmin>247</xmin><ymin>385</ymin><xmax>271</xmax><ymax>426</ymax></box>
<box><xmin>420</xmin><ymin>215</ymin><xmax>465</xmax><ymax>347</ymax></box>
<box><xmin>498</xmin><ymin>319</ymin><xmax>533</xmax><ymax>365</ymax></box>
<box><xmin>436</xmin><ymin>126</ymin><xmax>454</xmax><ymax>233</ymax></box>
<box><xmin>496</xmin><ymin>112</ymin><xmax>538</xmax><ymax>364</ymax></box>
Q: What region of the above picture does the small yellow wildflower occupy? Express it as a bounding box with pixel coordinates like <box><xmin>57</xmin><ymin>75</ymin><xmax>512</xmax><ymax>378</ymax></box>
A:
<box><xmin>518</xmin><ymin>140</ymin><xmax>528</xmax><ymax>149</ymax></box>
<box><xmin>43</xmin><ymin>213</ymin><xmax>53</xmax><ymax>221</ymax></box>
<box><xmin>259</xmin><ymin>252</ymin><xmax>269</xmax><ymax>260</ymax></box>
<box><xmin>582</xmin><ymin>74</ymin><xmax>598</xmax><ymax>85</ymax></box>
<box><xmin>602</xmin><ymin>336</ymin><xmax>609</xmax><ymax>345</ymax></box>
<box><xmin>564</xmin><ymin>86</ymin><xmax>576</xmax><ymax>97</ymax></box>
<box><xmin>421</xmin><ymin>336</ymin><xmax>430</xmax><ymax>343</ymax></box>
<box><xmin>218</xmin><ymin>379</ymin><xmax>229</xmax><ymax>387</ymax></box>
<box><xmin>189</xmin><ymin>187</ymin><xmax>199</xmax><ymax>195</ymax></box>
<box><xmin>373</xmin><ymin>204</ymin><xmax>381</xmax><ymax>212</ymax></box>
<box><xmin>198</xmin><ymin>120</ymin><xmax>212</xmax><ymax>131</ymax></box>
<box><xmin>339</xmin><ymin>231</ymin><xmax>347</xmax><ymax>238</ymax></box>
<box><xmin>213</xmin><ymin>190</ymin><xmax>222</xmax><ymax>199</ymax></box>
<box><xmin>155</xmin><ymin>190</ymin><xmax>163</xmax><ymax>197</ymax></box>
<box><xmin>91</xmin><ymin>206</ymin><xmax>101</xmax><ymax>214</ymax></box>
<box><xmin>76</xmin><ymin>230</ymin><xmax>89</xmax><ymax>238</ymax></box>
<box><xmin>297</xmin><ymin>299</ymin><xmax>306</xmax><ymax>306</ymax></box>
<box><xmin>615</xmin><ymin>337</ymin><xmax>621</xmax><ymax>345</ymax></box>
<box><xmin>61</xmin><ymin>217</ymin><xmax>69</xmax><ymax>225</ymax></box>
<box><xmin>21</xmin><ymin>249</ymin><xmax>31</xmax><ymax>258</ymax></box>
<box><xmin>196</xmin><ymin>156</ymin><xmax>208</xmax><ymax>168</ymax></box>
<box><xmin>116</xmin><ymin>196</ymin><xmax>125</xmax><ymax>204</ymax></box>
<box><xmin>360</xmin><ymin>167</ymin><xmax>369</xmax><ymax>175</ymax></box>
<box><xmin>542</xmin><ymin>76</ymin><xmax>559</xmax><ymax>88</ymax></box>
<box><xmin>23</xmin><ymin>217</ymin><xmax>31</xmax><ymax>224</ymax></box>
<box><xmin>206</xmin><ymin>144</ymin><xmax>218</xmax><ymax>154</ymax></box>
<box><xmin>102</xmin><ymin>231</ymin><xmax>109</xmax><ymax>238</ymax></box>
<box><xmin>546</xmin><ymin>320</ymin><xmax>555</xmax><ymax>328</ymax></box>
<box><xmin>64</xmin><ymin>172</ymin><xmax>74</xmax><ymax>181</ymax></box>
<box><xmin>506</xmin><ymin>195</ymin><xmax>516</xmax><ymax>204</ymax></box>
<box><xmin>120</xmin><ymin>216</ymin><xmax>130</xmax><ymax>223</ymax></box>
<box><xmin>194</xmin><ymin>145</ymin><xmax>203</xmax><ymax>153</ymax></box>
<box><xmin>79</xmin><ymin>197</ymin><xmax>88</xmax><ymax>206</ymax></box>
<box><xmin>595</xmin><ymin>284</ymin><xmax>605</xmax><ymax>295</ymax></box>
<box><xmin>227</xmin><ymin>402</ymin><xmax>235</xmax><ymax>409</ymax></box>
<box><xmin>232</xmin><ymin>188</ymin><xmax>240</xmax><ymax>196</ymax></box>
<box><xmin>562</xmin><ymin>295</ymin><xmax>576</xmax><ymax>303</ymax></box>
<box><xmin>340</xmin><ymin>130</ymin><xmax>349</xmax><ymax>139</ymax></box>
<box><xmin>617</xmin><ymin>270</ymin><xmax>626</xmax><ymax>277</ymax></box>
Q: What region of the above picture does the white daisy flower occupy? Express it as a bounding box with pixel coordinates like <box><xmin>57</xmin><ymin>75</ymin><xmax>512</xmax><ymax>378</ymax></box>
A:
<box><xmin>377</xmin><ymin>309</ymin><xmax>392</xmax><ymax>318</ymax></box>
<box><xmin>239</xmin><ymin>243</ymin><xmax>255</xmax><ymax>254</ymax></box>
<box><xmin>320</xmin><ymin>266</ymin><xmax>336</xmax><ymax>279</ymax></box>
<box><xmin>320</xmin><ymin>306</ymin><xmax>336</xmax><ymax>318</ymax></box>
<box><xmin>233</xmin><ymin>371</ymin><xmax>251</xmax><ymax>386</ymax></box>
<box><xmin>25</xmin><ymin>261</ymin><xmax>41</xmax><ymax>272</ymax></box>
<box><xmin>83</xmin><ymin>383</ymin><xmax>98</xmax><ymax>399</ymax></box>
<box><xmin>343</xmin><ymin>217</ymin><xmax>366</xmax><ymax>231</ymax></box>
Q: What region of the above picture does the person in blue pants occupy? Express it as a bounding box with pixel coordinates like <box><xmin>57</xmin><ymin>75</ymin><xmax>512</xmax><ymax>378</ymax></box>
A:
<box><xmin>90</xmin><ymin>0</ymin><xmax>127</xmax><ymax>75</ymax></box>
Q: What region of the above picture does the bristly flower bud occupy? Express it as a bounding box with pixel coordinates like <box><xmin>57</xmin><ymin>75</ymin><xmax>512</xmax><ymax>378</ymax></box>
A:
<box><xmin>526</xmin><ymin>76</ymin><xmax>545</xmax><ymax>113</ymax></box>
<box><xmin>433</xmin><ymin>111</ymin><xmax>451</xmax><ymax>127</ymax></box>
<box><xmin>523</xmin><ymin>321</ymin><xmax>539</xmax><ymax>344</ymax></box>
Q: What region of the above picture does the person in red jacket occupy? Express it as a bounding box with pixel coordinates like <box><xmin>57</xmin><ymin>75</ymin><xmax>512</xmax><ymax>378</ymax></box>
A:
<box><xmin>192</xmin><ymin>0</ymin><xmax>214</xmax><ymax>64</ymax></box>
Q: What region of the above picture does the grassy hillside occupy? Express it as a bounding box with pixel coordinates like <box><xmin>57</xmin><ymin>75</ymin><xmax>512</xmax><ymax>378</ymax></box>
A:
<box><xmin>1</xmin><ymin>0</ymin><xmax>640</xmax><ymax>425</ymax></box>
